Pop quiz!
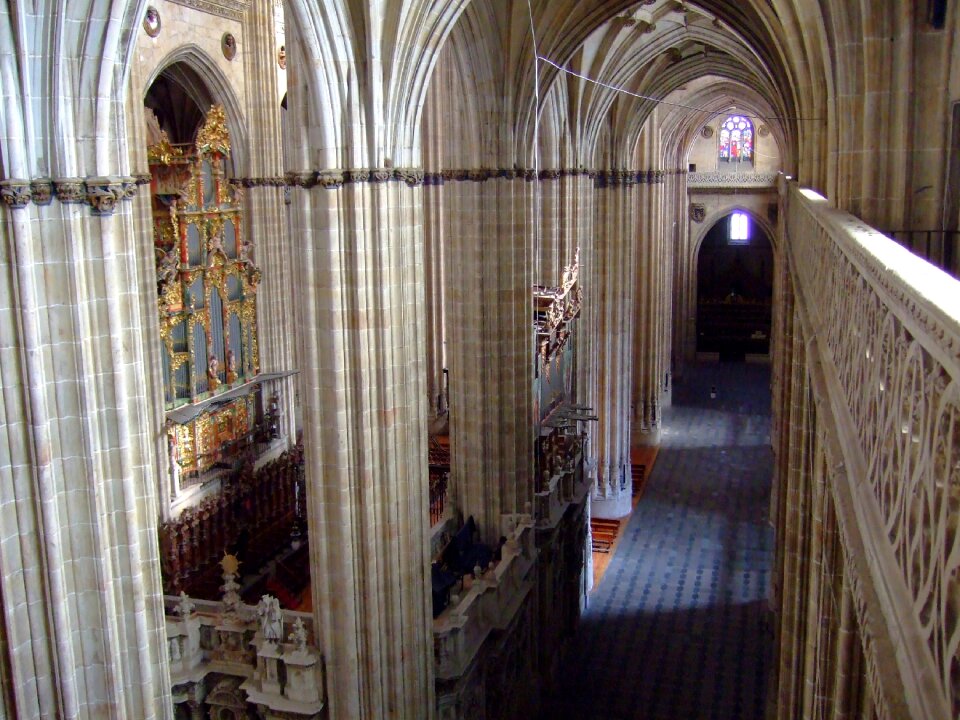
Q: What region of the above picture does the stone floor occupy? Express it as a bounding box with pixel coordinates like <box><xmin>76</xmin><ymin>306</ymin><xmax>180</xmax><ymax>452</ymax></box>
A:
<box><xmin>546</xmin><ymin>362</ymin><xmax>775</xmax><ymax>720</ymax></box>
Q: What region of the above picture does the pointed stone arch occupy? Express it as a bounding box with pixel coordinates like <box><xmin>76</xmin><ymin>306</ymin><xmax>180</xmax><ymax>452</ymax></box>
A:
<box><xmin>139</xmin><ymin>44</ymin><xmax>248</xmax><ymax>174</ymax></box>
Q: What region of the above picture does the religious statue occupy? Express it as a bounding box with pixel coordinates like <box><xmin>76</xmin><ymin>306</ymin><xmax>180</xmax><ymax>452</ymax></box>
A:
<box><xmin>207</xmin><ymin>354</ymin><xmax>220</xmax><ymax>390</ymax></box>
<box><xmin>156</xmin><ymin>246</ymin><xmax>179</xmax><ymax>289</ymax></box>
<box><xmin>220</xmin><ymin>553</ymin><xmax>242</xmax><ymax>618</ymax></box>
<box><xmin>257</xmin><ymin>594</ymin><xmax>283</xmax><ymax>644</ymax></box>
<box><xmin>207</xmin><ymin>231</ymin><xmax>225</xmax><ymax>265</ymax></box>
<box><xmin>288</xmin><ymin>617</ymin><xmax>308</xmax><ymax>653</ymax></box>
<box><xmin>225</xmin><ymin>350</ymin><xmax>238</xmax><ymax>385</ymax></box>
<box><xmin>175</xmin><ymin>591</ymin><xmax>196</xmax><ymax>618</ymax></box>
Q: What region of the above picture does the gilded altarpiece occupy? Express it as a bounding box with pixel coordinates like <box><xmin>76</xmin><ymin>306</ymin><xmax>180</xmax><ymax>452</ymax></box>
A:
<box><xmin>149</xmin><ymin>106</ymin><xmax>262</xmax><ymax>479</ymax></box>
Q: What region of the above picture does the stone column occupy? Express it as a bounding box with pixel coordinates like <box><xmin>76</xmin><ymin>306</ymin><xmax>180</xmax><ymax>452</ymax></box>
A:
<box><xmin>632</xmin><ymin>171</ymin><xmax>665</xmax><ymax>445</ymax></box>
<box><xmin>587</xmin><ymin>172</ymin><xmax>637</xmax><ymax>518</ymax></box>
<box><xmin>291</xmin><ymin>171</ymin><xmax>433</xmax><ymax>719</ymax></box>
<box><xmin>443</xmin><ymin>172</ymin><xmax>535</xmax><ymax>543</ymax></box>
<box><xmin>0</xmin><ymin>6</ymin><xmax>170</xmax><ymax>717</ymax></box>
<box><xmin>422</xmin><ymin>93</ymin><xmax>448</xmax><ymax>421</ymax></box>
<box><xmin>243</xmin><ymin>0</ymin><xmax>298</xmax><ymax>443</ymax></box>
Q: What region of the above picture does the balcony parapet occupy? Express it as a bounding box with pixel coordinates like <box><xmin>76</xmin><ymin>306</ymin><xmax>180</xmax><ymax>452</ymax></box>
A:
<box><xmin>433</xmin><ymin>515</ymin><xmax>535</xmax><ymax>680</ymax></box>
<box><xmin>164</xmin><ymin>593</ymin><xmax>325</xmax><ymax>718</ymax></box>
<box><xmin>785</xmin><ymin>181</ymin><xmax>960</xmax><ymax>719</ymax></box>
<box><xmin>687</xmin><ymin>171</ymin><xmax>778</xmax><ymax>189</ymax></box>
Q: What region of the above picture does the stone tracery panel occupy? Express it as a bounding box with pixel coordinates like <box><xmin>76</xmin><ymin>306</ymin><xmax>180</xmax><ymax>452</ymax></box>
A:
<box><xmin>787</xmin><ymin>184</ymin><xmax>960</xmax><ymax>716</ymax></box>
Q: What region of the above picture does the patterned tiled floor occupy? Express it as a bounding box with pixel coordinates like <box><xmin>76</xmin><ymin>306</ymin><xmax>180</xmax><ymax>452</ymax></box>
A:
<box><xmin>547</xmin><ymin>362</ymin><xmax>774</xmax><ymax>720</ymax></box>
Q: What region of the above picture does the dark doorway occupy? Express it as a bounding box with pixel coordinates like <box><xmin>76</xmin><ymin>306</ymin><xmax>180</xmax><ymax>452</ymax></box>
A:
<box><xmin>696</xmin><ymin>212</ymin><xmax>773</xmax><ymax>360</ymax></box>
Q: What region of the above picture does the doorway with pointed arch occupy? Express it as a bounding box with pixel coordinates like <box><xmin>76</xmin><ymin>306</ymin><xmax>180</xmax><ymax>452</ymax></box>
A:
<box><xmin>696</xmin><ymin>209</ymin><xmax>773</xmax><ymax>361</ymax></box>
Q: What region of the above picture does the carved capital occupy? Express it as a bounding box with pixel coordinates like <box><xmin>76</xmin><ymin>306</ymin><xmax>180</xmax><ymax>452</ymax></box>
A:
<box><xmin>423</xmin><ymin>172</ymin><xmax>444</xmax><ymax>186</ymax></box>
<box><xmin>0</xmin><ymin>180</ymin><xmax>31</xmax><ymax>209</ymax></box>
<box><xmin>538</xmin><ymin>169</ymin><xmax>561</xmax><ymax>180</ymax></box>
<box><xmin>317</xmin><ymin>170</ymin><xmax>344</xmax><ymax>189</ymax></box>
<box><xmin>121</xmin><ymin>178</ymin><xmax>139</xmax><ymax>199</ymax></box>
<box><xmin>394</xmin><ymin>168</ymin><xmax>424</xmax><ymax>186</ymax></box>
<box><xmin>54</xmin><ymin>178</ymin><xmax>86</xmax><ymax>203</ymax></box>
<box><xmin>285</xmin><ymin>171</ymin><xmax>314</xmax><ymax>188</ymax></box>
<box><xmin>497</xmin><ymin>168</ymin><xmax>518</xmax><ymax>180</ymax></box>
<box><xmin>29</xmin><ymin>180</ymin><xmax>53</xmax><ymax>206</ymax></box>
<box><xmin>85</xmin><ymin>178</ymin><xmax>126</xmax><ymax>216</ymax></box>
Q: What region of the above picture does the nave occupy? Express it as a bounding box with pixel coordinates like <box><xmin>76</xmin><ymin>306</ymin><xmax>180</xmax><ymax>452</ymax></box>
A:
<box><xmin>548</xmin><ymin>363</ymin><xmax>774</xmax><ymax>720</ymax></box>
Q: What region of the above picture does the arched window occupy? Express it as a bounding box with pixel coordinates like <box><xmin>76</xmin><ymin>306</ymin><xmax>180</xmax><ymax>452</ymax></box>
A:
<box><xmin>729</xmin><ymin>211</ymin><xmax>751</xmax><ymax>244</ymax></box>
<box><xmin>718</xmin><ymin>115</ymin><xmax>754</xmax><ymax>165</ymax></box>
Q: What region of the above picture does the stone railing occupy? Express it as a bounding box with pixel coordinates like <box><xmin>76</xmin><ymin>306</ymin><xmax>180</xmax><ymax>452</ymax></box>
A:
<box><xmin>164</xmin><ymin>594</ymin><xmax>325</xmax><ymax>718</ymax></box>
<box><xmin>687</xmin><ymin>170</ymin><xmax>778</xmax><ymax>188</ymax></box>
<box><xmin>786</xmin><ymin>181</ymin><xmax>960</xmax><ymax>718</ymax></box>
<box><xmin>433</xmin><ymin>515</ymin><xmax>536</xmax><ymax>680</ymax></box>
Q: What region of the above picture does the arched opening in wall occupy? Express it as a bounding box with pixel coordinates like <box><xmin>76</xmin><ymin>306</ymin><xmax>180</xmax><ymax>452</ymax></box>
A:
<box><xmin>145</xmin><ymin>62</ymin><xmax>215</xmax><ymax>147</ymax></box>
<box><xmin>696</xmin><ymin>211</ymin><xmax>773</xmax><ymax>361</ymax></box>
<box><xmin>146</xmin><ymin>67</ymin><xmax>307</xmax><ymax>610</ymax></box>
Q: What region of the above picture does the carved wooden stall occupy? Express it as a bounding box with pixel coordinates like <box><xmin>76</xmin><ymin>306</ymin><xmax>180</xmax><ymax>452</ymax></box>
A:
<box><xmin>158</xmin><ymin>444</ymin><xmax>305</xmax><ymax>601</ymax></box>
<box><xmin>429</xmin><ymin>438</ymin><xmax>451</xmax><ymax>526</ymax></box>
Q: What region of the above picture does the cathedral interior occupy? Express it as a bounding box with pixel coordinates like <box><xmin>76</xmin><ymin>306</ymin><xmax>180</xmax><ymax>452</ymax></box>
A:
<box><xmin>1</xmin><ymin>0</ymin><xmax>959</xmax><ymax>718</ymax></box>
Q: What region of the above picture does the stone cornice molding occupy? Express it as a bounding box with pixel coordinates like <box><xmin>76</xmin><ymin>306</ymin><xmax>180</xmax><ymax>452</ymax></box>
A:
<box><xmin>167</xmin><ymin>0</ymin><xmax>247</xmax><ymax>21</ymax></box>
<box><xmin>0</xmin><ymin>177</ymin><xmax>142</xmax><ymax>212</ymax></box>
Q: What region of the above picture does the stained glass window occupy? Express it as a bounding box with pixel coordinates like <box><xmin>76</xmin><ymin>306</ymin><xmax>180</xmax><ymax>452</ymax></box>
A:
<box><xmin>718</xmin><ymin>115</ymin><xmax>754</xmax><ymax>164</ymax></box>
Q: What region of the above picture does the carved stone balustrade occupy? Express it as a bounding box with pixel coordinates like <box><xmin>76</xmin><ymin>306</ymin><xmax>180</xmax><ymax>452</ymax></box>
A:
<box><xmin>781</xmin><ymin>180</ymin><xmax>960</xmax><ymax>719</ymax></box>
<box><xmin>433</xmin><ymin>515</ymin><xmax>535</xmax><ymax>680</ymax></box>
<box><xmin>163</xmin><ymin>595</ymin><xmax>324</xmax><ymax>719</ymax></box>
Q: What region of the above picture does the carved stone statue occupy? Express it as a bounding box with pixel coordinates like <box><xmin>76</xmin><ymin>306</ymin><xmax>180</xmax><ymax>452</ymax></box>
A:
<box><xmin>288</xmin><ymin>617</ymin><xmax>307</xmax><ymax>653</ymax></box>
<box><xmin>257</xmin><ymin>594</ymin><xmax>283</xmax><ymax>644</ymax></box>
<box><xmin>175</xmin><ymin>591</ymin><xmax>196</xmax><ymax>618</ymax></box>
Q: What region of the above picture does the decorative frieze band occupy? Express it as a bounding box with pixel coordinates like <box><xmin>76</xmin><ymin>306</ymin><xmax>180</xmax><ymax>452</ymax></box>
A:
<box><xmin>284</xmin><ymin>167</ymin><xmax>425</xmax><ymax>190</ymax></box>
<box><xmin>166</xmin><ymin>0</ymin><xmax>247</xmax><ymax>22</ymax></box>
<box><xmin>282</xmin><ymin>167</ymin><xmax>670</xmax><ymax>190</ymax></box>
<box><xmin>0</xmin><ymin>176</ymin><xmax>142</xmax><ymax>214</ymax></box>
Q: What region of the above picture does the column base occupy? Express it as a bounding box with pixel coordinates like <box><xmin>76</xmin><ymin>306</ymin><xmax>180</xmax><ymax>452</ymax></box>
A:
<box><xmin>632</xmin><ymin>426</ymin><xmax>661</xmax><ymax>447</ymax></box>
<box><xmin>590</xmin><ymin>491</ymin><xmax>633</xmax><ymax>519</ymax></box>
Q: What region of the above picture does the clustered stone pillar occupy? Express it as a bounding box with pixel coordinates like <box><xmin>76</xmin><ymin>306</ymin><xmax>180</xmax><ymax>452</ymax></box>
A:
<box><xmin>290</xmin><ymin>172</ymin><xmax>433</xmax><ymax>718</ymax></box>
<box><xmin>0</xmin><ymin>7</ymin><xmax>170</xmax><ymax>716</ymax></box>
<box><xmin>632</xmin><ymin>168</ymin><xmax>667</xmax><ymax>445</ymax></box>
<box><xmin>422</xmin><ymin>91</ymin><xmax>448</xmax><ymax>420</ymax></box>
<box><xmin>243</xmin><ymin>0</ymin><xmax>298</xmax><ymax>442</ymax></box>
<box><xmin>442</xmin><ymin>171</ymin><xmax>535</xmax><ymax>544</ymax></box>
<box><xmin>586</xmin><ymin>171</ymin><xmax>638</xmax><ymax>518</ymax></box>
